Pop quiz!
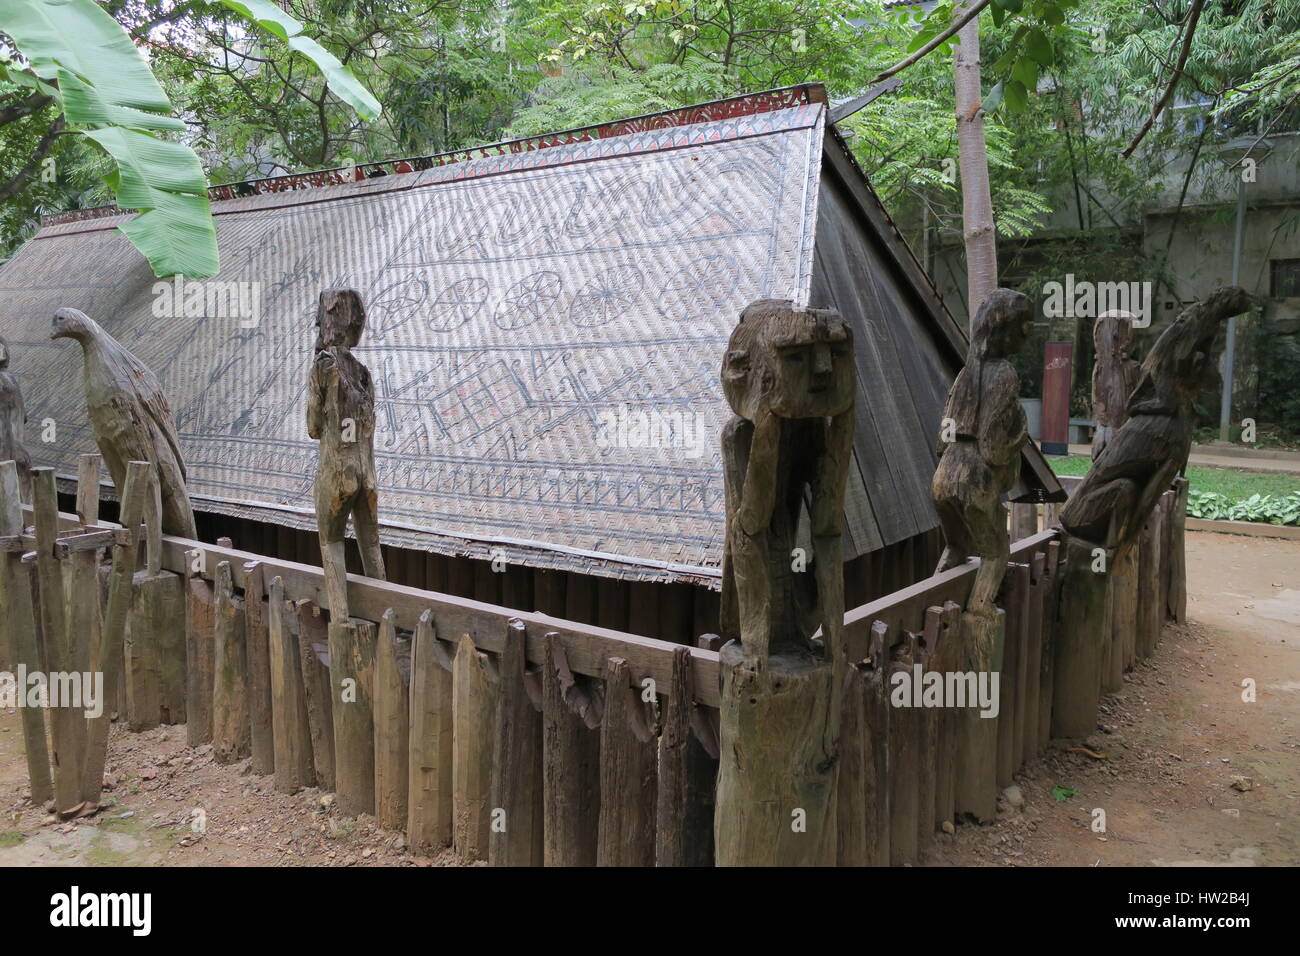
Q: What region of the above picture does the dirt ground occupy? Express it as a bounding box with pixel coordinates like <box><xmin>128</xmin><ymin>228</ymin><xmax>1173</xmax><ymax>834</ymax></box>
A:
<box><xmin>0</xmin><ymin>530</ymin><xmax>1295</xmax><ymax>867</ymax></box>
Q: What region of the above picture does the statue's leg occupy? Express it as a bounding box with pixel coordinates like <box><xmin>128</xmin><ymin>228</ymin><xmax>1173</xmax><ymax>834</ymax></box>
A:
<box><xmin>933</xmin><ymin>496</ymin><xmax>973</xmax><ymax>575</ymax></box>
<box><xmin>965</xmin><ymin>503</ymin><xmax>1009</xmax><ymax>619</ymax></box>
<box><xmin>315</xmin><ymin>480</ymin><xmax>352</xmax><ymax>620</ymax></box>
<box><xmin>352</xmin><ymin>486</ymin><xmax>387</xmax><ymax>582</ymax></box>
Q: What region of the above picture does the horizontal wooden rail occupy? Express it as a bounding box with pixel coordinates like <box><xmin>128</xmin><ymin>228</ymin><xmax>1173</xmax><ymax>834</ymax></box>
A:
<box><xmin>29</xmin><ymin>504</ymin><xmax>723</xmax><ymax>707</ymax></box>
<box><xmin>844</xmin><ymin>529</ymin><xmax>1060</xmax><ymax>656</ymax></box>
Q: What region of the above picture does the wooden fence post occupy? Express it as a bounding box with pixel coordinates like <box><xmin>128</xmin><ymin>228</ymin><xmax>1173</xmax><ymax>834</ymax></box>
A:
<box><xmin>212</xmin><ymin>561</ymin><xmax>250</xmax><ymax>763</ymax></box>
<box><xmin>1137</xmin><ymin>510</ymin><xmax>1164</xmax><ymax>660</ymax></box>
<box><xmin>82</xmin><ymin>461</ymin><xmax>149</xmax><ymax>807</ymax></box>
<box><xmin>596</xmin><ymin>657</ymin><xmax>657</xmax><ymax>866</ymax></box>
<box><xmin>373</xmin><ymin>609</ymin><xmax>409</xmax><ymax>829</ymax></box>
<box><xmin>541</xmin><ymin>632</ymin><xmax>601</xmax><ymax>866</ymax></box>
<box><xmin>655</xmin><ymin>645</ymin><xmax>716</xmax><ymax>867</ymax></box>
<box><xmin>0</xmin><ymin>460</ymin><xmax>52</xmax><ymax>805</ymax></box>
<box><xmin>244</xmin><ymin>562</ymin><xmax>275</xmax><ymax>775</ymax></box>
<box><xmin>934</xmin><ymin>603</ymin><xmax>961</xmax><ymax>831</ymax></box>
<box><xmin>954</xmin><ymin>606</ymin><xmax>1004</xmax><ymax>822</ymax></box>
<box><xmin>408</xmin><ymin>610</ymin><xmax>452</xmax><ymax>853</ymax></box>
<box><xmin>997</xmin><ymin>564</ymin><xmax>1028</xmax><ymax>787</ymax></box>
<box><xmin>888</xmin><ymin>632</ymin><xmax>919</xmax><ymax>863</ymax></box>
<box><xmin>1021</xmin><ymin>555</ymin><xmax>1046</xmax><ymax>760</ymax></box>
<box><xmin>268</xmin><ymin>577</ymin><xmax>314</xmax><ymax>793</ymax></box>
<box><xmin>1051</xmin><ymin>537</ymin><xmax>1109</xmax><ymax>741</ymax></box>
<box><xmin>184</xmin><ymin>548</ymin><xmax>215</xmax><ymax>747</ymax></box>
<box><xmin>71</xmin><ymin>455</ymin><xmax>102</xmax><ymax>679</ymax></box>
<box><xmin>451</xmin><ymin>633</ymin><xmax>495</xmax><ymax>861</ymax></box>
<box><xmin>488</xmin><ymin>618</ymin><xmax>543</xmax><ymax>866</ymax></box>
<box><xmin>31</xmin><ymin>467</ymin><xmax>85</xmax><ymax>815</ymax></box>
<box><xmin>1166</xmin><ymin>478</ymin><xmax>1189</xmax><ymax>623</ymax></box>
<box><xmin>296</xmin><ymin>601</ymin><xmax>335</xmax><ymax>793</ymax></box>
<box><xmin>330</xmin><ymin>618</ymin><xmax>376</xmax><ymax>816</ymax></box>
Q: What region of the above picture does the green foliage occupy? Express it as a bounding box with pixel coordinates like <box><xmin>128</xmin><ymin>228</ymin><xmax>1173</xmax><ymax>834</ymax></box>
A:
<box><xmin>1187</xmin><ymin>491</ymin><xmax>1300</xmax><ymax>526</ymax></box>
<box><xmin>1052</xmin><ymin>785</ymin><xmax>1077</xmax><ymax>802</ymax></box>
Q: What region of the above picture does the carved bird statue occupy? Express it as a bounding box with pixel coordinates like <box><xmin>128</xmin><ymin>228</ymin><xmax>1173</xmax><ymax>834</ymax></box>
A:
<box><xmin>1060</xmin><ymin>285</ymin><xmax>1250</xmax><ymax>551</ymax></box>
<box><xmin>51</xmin><ymin>308</ymin><xmax>196</xmax><ymax>537</ymax></box>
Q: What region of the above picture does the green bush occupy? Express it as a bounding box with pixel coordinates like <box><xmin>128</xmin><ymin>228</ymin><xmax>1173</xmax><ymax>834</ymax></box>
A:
<box><xmin>1186</xmin><ymin>490</ymin><xmax>1300</xmax><ymax>525</ymax></box>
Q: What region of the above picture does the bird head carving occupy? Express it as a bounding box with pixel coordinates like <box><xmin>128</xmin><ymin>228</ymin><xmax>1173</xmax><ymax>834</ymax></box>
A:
<box><xmin>50</xmin><ymin>308</ymin><xmax>98</xmax><ymax>343</ymax></box>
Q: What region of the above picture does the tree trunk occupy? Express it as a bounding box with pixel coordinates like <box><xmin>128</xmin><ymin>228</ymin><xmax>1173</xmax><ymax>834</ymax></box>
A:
<box><xmin>954</xmin><ymin>5</ymin><xmax>998</xmax><ymax>325</ymax></box>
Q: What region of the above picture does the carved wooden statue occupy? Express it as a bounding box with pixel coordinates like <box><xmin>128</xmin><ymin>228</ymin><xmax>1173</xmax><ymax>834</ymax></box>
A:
<box><xmin>308</xmin><ymin>289</ymin><xmax>386</xmax><ymax>621</ymax></box>
<box><xmin>929</xmin><ymin>288</ymin><xmax>1032</xmax><ymax>821</ymax></box>
<box><xmin>0</xmin><ymin>337</ymin><xmax>32</xmax><ymax>500</ymax></box>
<box><xmin>715</xmin><ymin>299</ymin><xmax>855</xmax><ymax>866</ymax></box>
<box><xmin>1090</xmin><ymin>310</ymin><xmax>1141</xmax><ymax>460</ymax></box>
<box><xmin>51</xmin><ymin>308</ymin><xmax>196</xmax><ymax>537</ymax></box>
<box><xmin>932</xmin><ymin>289</ymin><xmax>1033</xmax><ymax>617</ymax></box>
<box><xmin>1052</xmin><ymin>286</ymin><xmax>1249</xmax><ymax>739</ymax></box>
<box><xmin>1063</xmin><ymin>286</ymin><xmax>1249</xmax><ymax>553</ymax></box>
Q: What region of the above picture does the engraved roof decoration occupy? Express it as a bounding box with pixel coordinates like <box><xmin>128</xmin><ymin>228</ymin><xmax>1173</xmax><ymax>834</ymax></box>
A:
<box><xmin>1</xmin><ymin>84</ymin><xmax>1060</xmax><ymax>584</ymax></box>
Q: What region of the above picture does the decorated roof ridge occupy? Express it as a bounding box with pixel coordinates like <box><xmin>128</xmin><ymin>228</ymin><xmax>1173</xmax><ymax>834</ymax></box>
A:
<box><xmin>42</xmin><ymin>84</ymin><xmax>828</xmax><ymax>228</ymax></box>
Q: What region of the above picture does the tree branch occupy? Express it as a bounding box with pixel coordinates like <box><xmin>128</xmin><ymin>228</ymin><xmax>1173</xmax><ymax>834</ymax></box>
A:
<box><xmin>1122</xmin><ymin>0</ymin><xmax>1205</xmax><ymax>158</ymax></box>
<box><xmin>870</xmin><ymin>0</ymin><xmax>992</xmax><ymax>85</ymax></box>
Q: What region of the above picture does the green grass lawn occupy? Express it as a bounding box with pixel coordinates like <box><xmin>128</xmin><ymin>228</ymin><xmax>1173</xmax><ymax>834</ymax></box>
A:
<box><xmin>1047</xmin><ymin>456</ymin><xmax>1300</xmax><ymax>499</ymax></box>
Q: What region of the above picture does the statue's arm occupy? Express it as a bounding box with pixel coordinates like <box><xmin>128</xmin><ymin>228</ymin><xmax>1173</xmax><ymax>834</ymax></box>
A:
<box><xmin>736</xmin><ymin>407</ymin><xmax>779</xmax><ymax>537</ymax></box>
<box><xmin>307</xmin><ymin>352</ymin><xmax>334</xmax><ymax>440</ymax></box>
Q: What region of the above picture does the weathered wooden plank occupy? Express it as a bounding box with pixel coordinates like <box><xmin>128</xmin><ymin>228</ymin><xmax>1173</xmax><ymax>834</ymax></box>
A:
<box><xmin>1052</xmin><ymin>538</ymin><xmax>1109</xmax><ymax>740</ymax></box>
<box><xmin>1021</xmin><ymin>554</ymin><xmax>1046</xmax><ymax>760</ymax></box>
<box><xmin>541</xmin><ymin>632</ymin><xmax>601</xmax><ymax>866</ymax></box>
<box><xmin>243</xmin><ymin>562</ymin><xmax>274</xmax><ymax>775</ymax></box>
<box><xmin>916</xmin><ymin>605</ymin><xmax>943</xmax><ymax>854</ymax></box>
<box><xmin>408</xmin><ymin>610</ymin><xmax>453</xmax><ymax>853</ymax></box>
<box><xmin>596</xmin><ymin>657</ymin><xmax>657</xmax><ymax>866</ymax></box>
<box><xmin>888</xmin><ymin>631</ymin><xmax>919</xmax><ymax>864</ymax></box>
<box><xmin>488</xmin><ymin>618</ymin><xmax>544</xmax><ymax>866</ymax></box>
<box><xmin>0</xmin><ymin>460</ymin><xmax>51</xmax><ymax>805</ymax></box>
<box><xmin>1167</xmin><ymin>477</ymin><xmax>1189</xmax><ymax>623</ymax></box>
<box><xmin>184</xmin><ymin>555</ymin><xmax>215</xmax><ymax>748</ymax></box>
<box><xmin>933</xmin><ymin>603</ymin><xmax>961</xmax><ymax>831</ymax></box>
<box><xmin>1108</xmin><ymin>546</ymin><xmax>1138</xmax><ymax>692</ymax></box>
<box><xmin>451</xmin><ymin>633</ymin><xmax>495</xmax><ymax>861</ymax></box>
<box><xmin>268</xmin><ymin>577</ymin><xmax>315</xmax><ymax>793</ymax></box>
<box><xmin>296</xmin><ymin>601</ymin><xmax>335</xmax><ymax>793</ymax></box>
<box><xmin>373</xmin><ymin>610</ymin><xmax>409</xmax><ymax>830</ymax></box>
<box><xmin>330</xmin><ymin>618</ymin><xmax>376</xmax><ymax>817</ymax></box>
<box><xmin>997</xmin><ymin>564</ymin><xmax>1028</xmax><ymax>787</ymax></box>
<box><xmin>655</xmin><ymin>645</ymin><xmax>716</xmax><ymax>867</ymax></box>
<box><xmin>864</xmin><ymin>620</ymin><xmax>891</xmax><ymax>866</ymax></box>
<box><xmin>954</xmin><ymin>607</ymin><xmax>1003</xmax><ymax>823</ymax></box>
<box><xmin>1037</xmin><ymin>542</ymin><xmax>1061</xmax><ymax>751</ymax></box>
<box><xmin>31</xmin><ymin>468</ymin><xmax>84</xmax><ymax>814</ymax></box>
<box><xmin>836</xmin><ymin>658</ymin><xmax>868</xmax><ymax>866</ymax></box>
<box><xmin>126</xmin><ymin>570</ymin><xmax>184</xmax><ymax>731</ymax></box>
<box><xmin>1137</xmin><ymin>510</ymin><xmax>1164</xmax><ymax>661</ymax></box>
<box><xmin>212</xmin><ymin>561</ymin><xmax>250</xmax><ymax>764</ymax></box>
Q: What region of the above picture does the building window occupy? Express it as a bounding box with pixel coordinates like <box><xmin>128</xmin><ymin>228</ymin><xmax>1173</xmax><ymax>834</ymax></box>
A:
<box><xmin>1270</xmin><ymin>259</ymin><xmax>1300</xmax><ymax>298</ymax></box>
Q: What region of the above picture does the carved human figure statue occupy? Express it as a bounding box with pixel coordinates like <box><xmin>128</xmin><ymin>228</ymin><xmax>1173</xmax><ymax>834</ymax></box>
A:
<box><xmin>1062</xmin><ymin>286</ymin><xmax>1250</xmax><ymax>552</ymax></box>
<box><xmin>0</xmin><ymin>337</ymin><xmax>32</xmax><ymax>500</ymax></box>
<box><xmin>1090</xmin><ymin>310</ymin><xmax>1141</xmax><ymax>460</ymax></box>
<box><xmin>719</xmin><ymin>299</ymin><xmax>855</xmax><ymax>665</ymax></box>
<box><xmin>308</xmin><ymin>289</ymin><xmax>385</xmax><ymax>619</ymax></box>
<box><xmin>931</xmin><ymin>289</ymin><xmax>1034</xmax><ymax>618</ymax></box>
<box><xmin>51</xmin><ymin>308</ymin><xmax>196</xmax><ymax>537</ymax></box>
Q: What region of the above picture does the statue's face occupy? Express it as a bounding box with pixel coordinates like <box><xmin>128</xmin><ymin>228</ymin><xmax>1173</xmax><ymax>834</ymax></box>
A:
<box><xmin>767</xmin><ymin>321</ymin><xmax>854</xmax><ymax>419</ymax></box>
<box><xmin>722</xmin><ymin>303</ymin><xmax>854</xmax><ymax>421</ymax></box>
<box><xmin>316</xmin><ymin>290</ymin><xmax>364</xmax><ymax>349</ymax></box>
